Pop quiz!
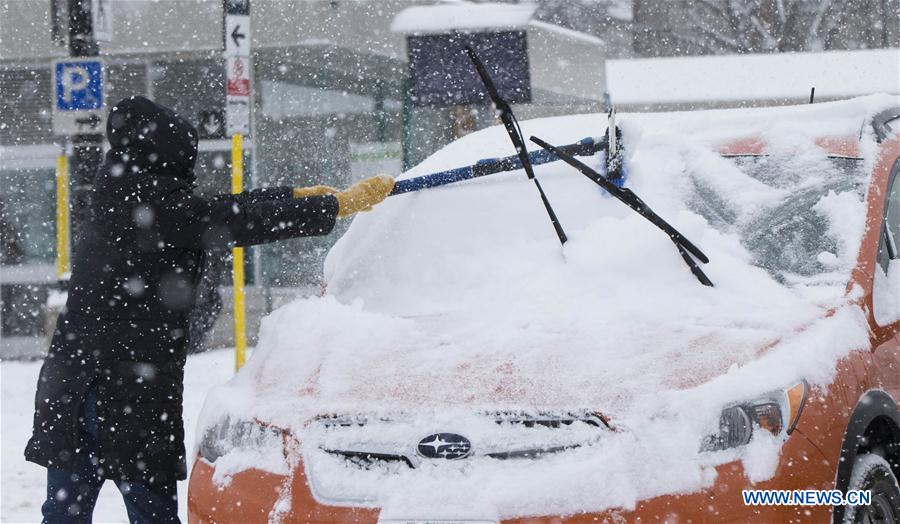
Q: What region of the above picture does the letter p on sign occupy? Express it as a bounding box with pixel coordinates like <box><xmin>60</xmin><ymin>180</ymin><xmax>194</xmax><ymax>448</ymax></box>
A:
<box><xmin>61</xmin><ymin>67</ymin><xmax>90</xmax><ymax>103</ymax></box>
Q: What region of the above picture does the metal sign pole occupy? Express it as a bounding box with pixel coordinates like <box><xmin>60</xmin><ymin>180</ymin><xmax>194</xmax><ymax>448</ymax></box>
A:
<box><xmin>55</xmin><ymin>154</ymin><xmax>70</xmax><ymax>279</ymax></box>
<box><xmin>231</xmin><ymin>135</ymin><xmax>247</xmax><ymax>370</ymax></box>
<box><xmin>225</xmin><ymin>0</ymin><xmax>252</xmax><ymax>370</ymax></box>
<box><xmin>66</xmin><ymin>0</ymin><xmax>102</xmax><ymax>247</ymax></box>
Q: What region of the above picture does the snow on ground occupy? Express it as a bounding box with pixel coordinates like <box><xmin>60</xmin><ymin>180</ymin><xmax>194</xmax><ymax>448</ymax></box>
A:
<box><xmin>1</xmin><ymin>348</ymin><xmax>236</xmax><ymax>523</ymax></box>
<box><xmin>197</xmin><ymin>95</ymin><xmax>897</xmax><ymax>519</ymax></box>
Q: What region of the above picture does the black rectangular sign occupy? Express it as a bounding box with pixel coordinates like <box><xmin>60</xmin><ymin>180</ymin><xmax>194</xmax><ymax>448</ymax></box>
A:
<box><xmin>407</xmin><ymin>31</ymin><xmax>532</xmax><ymax>107</ymax></box>
<box><xmin>224</xmin><ymin>0</ymin><xmax>249</xmax><ymax>15</ymax></box>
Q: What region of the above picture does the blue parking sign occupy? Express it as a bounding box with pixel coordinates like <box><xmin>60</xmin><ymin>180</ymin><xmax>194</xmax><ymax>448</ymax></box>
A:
<box><xmin>52</xmin><ymin>59</ymin><xmax>104</xmax><ymax>134</ymax></box>
<box><xmin>54</xmin><ymin>60</ymin><xmax>103</xmax><ymax>111</ymax></box>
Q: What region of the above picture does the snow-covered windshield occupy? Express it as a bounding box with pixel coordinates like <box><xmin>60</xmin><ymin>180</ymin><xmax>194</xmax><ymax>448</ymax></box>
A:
<box><xmin>690</xmin><ymin>155</ymin><xmax>865</xmax><ymax>281</ymax></box>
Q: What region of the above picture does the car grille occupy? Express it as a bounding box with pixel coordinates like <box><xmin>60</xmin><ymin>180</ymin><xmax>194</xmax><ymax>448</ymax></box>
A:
<box><xmin>313</xmin><ymin>411</ymin><xmax>610</xmax><ymax>470</ymax></box>
<box><xmin>322</xmin><ymin>449</ymin><xmax>416</xmax><ymax>469</ymax></box>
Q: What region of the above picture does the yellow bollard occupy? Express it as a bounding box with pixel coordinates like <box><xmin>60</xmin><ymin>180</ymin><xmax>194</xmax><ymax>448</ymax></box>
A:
<box><xmin>232</xmin><ymin>134</ymin><xmax>247</xmax><ymax>370</ymax></box>
<box><xmin>56</xmin><ymin>155</ymin><xmax>69</xmax><ymax>279</ymax></box>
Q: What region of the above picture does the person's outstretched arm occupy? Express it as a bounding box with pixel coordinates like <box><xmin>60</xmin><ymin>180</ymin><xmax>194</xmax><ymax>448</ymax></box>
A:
<box><xmin>209</xmin><ymin>185</ymin><xmax>338</xmax><ymax>205</ymax></box>
<box><xmin>209</xmin><ymin>186</ymin><xmax>292</xmax><ymax>205</ymax></box>
<box><xmin>157</xmin><ymin>175</ymin><xmax>393</xmax><ymax>249</ymax></box>
<box><xmin>161</xmin><ymin>192</ymin><xmax>338</xmax><ymax>249</ymax></box>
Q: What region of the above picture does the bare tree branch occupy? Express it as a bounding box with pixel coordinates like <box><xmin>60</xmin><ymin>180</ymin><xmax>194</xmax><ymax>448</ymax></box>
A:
<box><xmin>809</xmin><ymin>0</ymin><xmax>834</xmax><ymax>36</ymax></box>
<box><xmin>748</xmin><ymin>14</ymin><xmax>779</xmax><ymax>50</ymax></box>
<box><xmin>775</xmin><ymin>0</ymin><xmax>788</xmax><ymax>25</ymax></box>
<box><xmin>685</xmin><ymin>9</ymin><xmax>743</xmax><ymax>50</ymax></box>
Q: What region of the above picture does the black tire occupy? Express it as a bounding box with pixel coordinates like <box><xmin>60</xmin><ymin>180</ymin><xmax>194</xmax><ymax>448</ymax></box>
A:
<box><xmin>844</xmin><ymin>454</ymin><xmax>900</xmax><ymax>524</ymax></box>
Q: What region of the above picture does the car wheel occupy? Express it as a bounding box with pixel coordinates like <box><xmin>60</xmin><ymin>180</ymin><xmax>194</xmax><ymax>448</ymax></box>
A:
<box><xmin>844</xmin><ymin>454</ymin><xmax>900</xmax><ymax>524</ymax></box>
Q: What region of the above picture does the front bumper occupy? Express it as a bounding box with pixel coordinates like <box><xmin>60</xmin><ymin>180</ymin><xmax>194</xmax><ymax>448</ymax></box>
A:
<box><xmin>189</xmin><ymin>430</ymin><xmax>834</xmax><ymax>524</ymax></box>
<box><xmin>188</xmin><ymin>459</ymin><xmax>378</xmax><ymax>524</ymax></box>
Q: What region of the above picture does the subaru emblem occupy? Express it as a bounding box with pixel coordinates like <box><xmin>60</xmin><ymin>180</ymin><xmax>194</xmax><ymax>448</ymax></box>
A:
<box><xmin>417</xmin><ymin>433</ymin><xmax>473</xmax><ymax>460</ymax></box>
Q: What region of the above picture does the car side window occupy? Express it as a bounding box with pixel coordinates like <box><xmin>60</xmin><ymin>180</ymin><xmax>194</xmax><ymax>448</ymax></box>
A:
<box><xmin>878</xmin><ymin>161</ymin><xmax>900</xmax><ymax>271</ymax></box>
<box><xmin>873</xmin><ymin>158</ymin><xmax>900</xmax><ymax>326</ymax></box>
<box><xmin>886</xmin><ymin>179</ymin><xmax>900</xmax><ymax>254</ymax></box>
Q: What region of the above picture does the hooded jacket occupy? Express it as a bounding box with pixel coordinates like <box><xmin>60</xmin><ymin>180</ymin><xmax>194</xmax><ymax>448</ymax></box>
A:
<box><xmin>26</xmin><ymin>96</ymin><xmax>338</xmax><ymax>485</ymax></box>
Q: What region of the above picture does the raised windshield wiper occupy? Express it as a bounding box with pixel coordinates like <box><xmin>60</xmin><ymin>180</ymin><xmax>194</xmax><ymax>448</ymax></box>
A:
<box><xmin>464</xmin><ymin>45</ymin><xmax>569</xmax><ymax>246</ymax></box>
<box><xmin>530</xmin><ymin>135</ymin><xmax>714</xmax><ymax>287</ymax></box>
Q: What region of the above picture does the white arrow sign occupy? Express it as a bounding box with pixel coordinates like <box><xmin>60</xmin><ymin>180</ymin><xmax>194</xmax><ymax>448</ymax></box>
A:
<box><xmin>224</xmin><ymin>15</ymin><xmax>250</xmax><ymax>57</ymax></box>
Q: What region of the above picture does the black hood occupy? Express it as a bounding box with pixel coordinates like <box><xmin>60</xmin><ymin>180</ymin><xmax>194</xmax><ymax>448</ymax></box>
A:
<box><xmin>106</xmin><ymin>96</ymin><xmax>199</xmax><ymax>182</ymax></box>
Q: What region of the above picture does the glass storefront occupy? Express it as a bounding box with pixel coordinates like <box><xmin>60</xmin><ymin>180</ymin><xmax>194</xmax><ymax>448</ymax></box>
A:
<box><xmin>0</xmin><ymin>47</ymin><xmax>436</xmax><ymax>341</ymax></box>
<box><xmin>0</xmin><ymin>167</ymin><xmax>55</xmax><ymax>336</ymax></box>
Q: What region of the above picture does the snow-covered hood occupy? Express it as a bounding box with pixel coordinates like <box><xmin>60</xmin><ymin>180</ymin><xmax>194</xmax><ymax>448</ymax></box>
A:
<box><xmin>246</xmin><ymin>294</ymin><xmax>801</xmax><ymax>417</ymax></box>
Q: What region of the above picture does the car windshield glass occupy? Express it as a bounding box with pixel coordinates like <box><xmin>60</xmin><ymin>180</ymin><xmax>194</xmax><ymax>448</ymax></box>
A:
<box><xmin>688</xmin><ymin>155</ymin><xmax>866</xmax><ymax>282</ymax></box>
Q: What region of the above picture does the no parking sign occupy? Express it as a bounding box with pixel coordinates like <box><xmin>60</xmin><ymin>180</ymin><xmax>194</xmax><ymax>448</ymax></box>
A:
<box><xmin>52</xmin><ymin>58</ymin><xmax>105</xmax><ymax>135</ymax></box>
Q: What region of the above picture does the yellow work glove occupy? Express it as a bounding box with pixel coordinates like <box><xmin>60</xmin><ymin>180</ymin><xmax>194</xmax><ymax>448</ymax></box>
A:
<box><xmin>292</xmin><ymin>185</ymin><xmax>338</xmax><ymax>198</ymax></box>
<box><xmin>335</xmin><ymin>175</ymin><xmax>395</xmax><ymax>217</ymax></box>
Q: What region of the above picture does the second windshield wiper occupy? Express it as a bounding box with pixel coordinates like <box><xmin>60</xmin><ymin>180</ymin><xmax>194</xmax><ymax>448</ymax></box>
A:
<box><xmin>465</xmin><ymin>45</ymin><xmax>569</xmax><ymax>247</ymax></box>
<box><xmin>530</xmin><ymin>135</ymin><xmax>714</xmax><ymax>287</ymax></box>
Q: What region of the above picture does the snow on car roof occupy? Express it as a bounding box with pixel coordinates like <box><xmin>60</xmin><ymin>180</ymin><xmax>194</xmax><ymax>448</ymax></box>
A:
<box><xmin>606</xmin><ymin>48</ymin><xmax>900</xmax><ymax>106</ymax></box>
<box><xmin>200</xmin><ymin>95</ymin><xmax>896</xmax><ymax>516</ymax></box>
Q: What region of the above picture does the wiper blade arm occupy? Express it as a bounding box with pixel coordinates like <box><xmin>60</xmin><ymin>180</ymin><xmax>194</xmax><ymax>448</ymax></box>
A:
<box><xmin>530</xmin><ymin>135</ymin><xmax>713</xmax><ymax>287</ymax></box>
<box><xmin>465</xmin><ymin>45</ymin><xmax>568</xmax><ymax>246</ymax></box>
<box><xmin>677</xmin><ymin>243</ymin><xmax>714</xmax><ymax>287</ymax></box>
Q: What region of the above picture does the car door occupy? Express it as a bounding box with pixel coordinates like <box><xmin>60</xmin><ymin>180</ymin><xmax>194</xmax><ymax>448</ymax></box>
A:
<box><xmin>871</xmin><ymin>156</ymin><xmax>900</xmax><ymax>399</ymax></box>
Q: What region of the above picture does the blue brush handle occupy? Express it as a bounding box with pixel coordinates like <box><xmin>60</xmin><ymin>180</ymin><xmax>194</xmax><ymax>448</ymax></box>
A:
<box><xmin>391</xmin><ymin>137</ymin><xmax>602</xmax><ymax>196</ymax></box>
<box><xmin>391</xmin><ymin>165</ymin><xmax>474</xmax><ymax>195</ymax></box>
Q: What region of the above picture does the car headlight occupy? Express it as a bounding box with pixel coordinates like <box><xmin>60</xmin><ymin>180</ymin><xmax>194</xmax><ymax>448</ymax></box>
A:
<box><xmin>198</xmin><ymin>416</ymin><xmax>285</xmax><ymax>463</ymax></box>
<box><xmin>701</xmin><ymin>380</ymin><xmax>808</xmax><ymax>452</ymax></box>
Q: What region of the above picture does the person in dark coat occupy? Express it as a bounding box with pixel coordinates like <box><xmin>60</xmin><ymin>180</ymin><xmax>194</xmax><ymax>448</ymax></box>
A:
<box><xmin>25</xmin><ymin>96</ymin><xmax>394</xmax><ymax>523</ymax></box>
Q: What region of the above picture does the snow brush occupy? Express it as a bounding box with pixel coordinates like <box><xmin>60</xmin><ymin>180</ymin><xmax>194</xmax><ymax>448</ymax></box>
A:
<box><xmin>389</xmin><ymin>136</ymin><xmax>607</xmax><ymax>196</ymax></box>
<box><xmin>531</xmin><ymin>135</ymin><xmax>714</xmax><ymax>287</ymax></box>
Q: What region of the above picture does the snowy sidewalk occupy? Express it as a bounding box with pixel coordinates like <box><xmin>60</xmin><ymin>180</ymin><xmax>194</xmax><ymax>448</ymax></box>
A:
<box><xmin>1</xmin><ymin>348</ymin><xmax>237</xmax><ymax>523</ymax></box>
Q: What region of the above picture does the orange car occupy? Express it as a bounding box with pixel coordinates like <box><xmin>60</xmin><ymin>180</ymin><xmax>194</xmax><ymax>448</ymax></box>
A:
<box><xmin>189</xmin><ymin>102</ymin><xmax>900</xmax><ymax>523</ymax></box>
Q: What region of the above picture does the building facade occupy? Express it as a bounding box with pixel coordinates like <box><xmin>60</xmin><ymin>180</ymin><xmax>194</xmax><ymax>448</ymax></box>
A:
<box><xmin>0</xmin><ymin>0</ymin><xmax>618</xmax><ymax>354</ymax></box>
